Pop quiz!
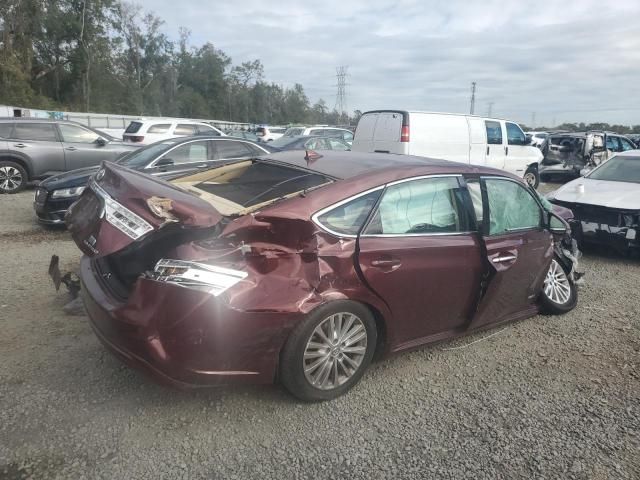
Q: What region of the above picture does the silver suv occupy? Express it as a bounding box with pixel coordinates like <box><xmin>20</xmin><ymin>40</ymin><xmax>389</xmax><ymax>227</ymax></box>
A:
<box><xmin>0</xmin><ymin>119</ymin><xmax>140</xmax><ymax>193</ymax></box>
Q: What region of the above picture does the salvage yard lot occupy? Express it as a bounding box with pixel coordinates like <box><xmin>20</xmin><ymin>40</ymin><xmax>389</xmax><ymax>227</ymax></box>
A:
<box><xmin>1</xmin><ymin>187</ymin><xmax>639</xmax><ymax>479</ymax></box>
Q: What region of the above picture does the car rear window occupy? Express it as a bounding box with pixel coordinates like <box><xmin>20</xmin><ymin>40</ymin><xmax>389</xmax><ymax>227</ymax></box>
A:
<box><xmin>125</xmin><ymin>121</ymin><xmax>143</xmax><ymax>134</ymax></box>
<box><xmin>147</xmin><ymin>124</ymin><xmax>171</xmax><ymax>134</ymax></box>
<box><xmin>192</xmin><ymin>162</ymin><xmax>331</xmax><ymax>208</ymax></box>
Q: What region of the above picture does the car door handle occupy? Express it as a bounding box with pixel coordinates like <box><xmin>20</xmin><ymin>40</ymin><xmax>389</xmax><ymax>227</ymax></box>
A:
<box><xmin>13</xmin><ymin>143</ymin><xmax>27</xmax><ymax>148</ymax></box>
<box><xmin>65</xmin><ymin>146</ymin><xmax>78</xmax><ymax>151</ymax></box>
<box><xmin>492</xmin><ymin>254</ymin><xmax>517</xmax><ymax>263</ymax></box>
<box><xmin>371</xmin><ymin>259</ymin><xmax>401</xmax><ymax>268</ymax></box>
<box><xmin>505</xmin><ymin>146</ymin><xmax>509</xmax><ymax>155</ymax></box>
<box><xmin>486</xmin><ymin>146</ymin><xmax>490</xmax><ymax>155</ymax></box>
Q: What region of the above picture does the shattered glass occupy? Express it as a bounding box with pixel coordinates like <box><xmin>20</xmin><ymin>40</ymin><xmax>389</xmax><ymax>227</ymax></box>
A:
<box><xmin>485</xmin><ymin>179</ymin><xmax>541</xmax><ymax>235</ymax></box>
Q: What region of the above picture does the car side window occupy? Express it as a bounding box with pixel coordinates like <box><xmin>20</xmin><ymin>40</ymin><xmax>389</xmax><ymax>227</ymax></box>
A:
<box><xmin>506</xmin><ymin>122</ymin><xmax>526</xmax><ymax>146</ymax></box>
<box><xmin>59</xmin><ymin>124</ymin><xmax>100</xmax><ymax>143</ymax></box>
<box><xmin>304</xmin><ymin>138</ymin><xmax>329</xmax><ymax>150</ymax></box>
<box><xmin>147</xmin><ymin>124</ymin><xmax>171</xmax><ymax>134</ymax></box>
<box><xmin>620</xmin><ymin>138</ymin><xmax>635</xmax><ymax>151</ymax></box>
<box><xmin>163</xmin><ymin>141</ymin><xmax>210</xmax><ymax>164</ymax></box>
<box><xmin>214</xmin><ymin>140</ymin><xmax>253</xmax><ymax>159</ymax></box>
<box><xmin>174</xmin><ymin>124</ymin><xmax>198</xmax><ymax>135</ymax></box>
<box><xmin>483</xmin><ymin>178</ymin><xmax>541</xmax><ymax>235</ymax></box>
<box><xmin>343</xmin><ymin>131</ymin><xmax>353</xmax><ymax>142</ymax></box>
<box><xmin>606</xmin><ymin>136</ymin><xmax>620</xmax><ymax>152</ymax></box>
<box><xmin>327</xmin><ymin>138</ymin><xmax>349</xmax><ymax>151</ymax></box>
<box><xmin>364</xmin><ymin>177</ymin><xmax>470</xmax><ymax>235</ymax></box>
<box><xmin>309</xmin><ymin>129</ymin><xmax>325</xmax><ymax>135</ymax></box>
<box><xmin>197</xmin><ymin>124</ymin><xmax>220</xmax><ymax>135</ymax></box>
<box><xmin>466</xmin><ymin>179</ymin><xmax>484</xmax><ymax>226</ymax></box>
<box><xmin>315</xmin><ymin>190</ymin><xmax>382</xmax><ymax>236</ymax></box>
<box><xmin>485</xmin><ymin>121</ymin><xmax>503</xmax><ymax>145</ymax></box>
<box><xmin>12</xmin><ymin>123</ymin><xmax>58</xmax><ymax>142</ymax></box>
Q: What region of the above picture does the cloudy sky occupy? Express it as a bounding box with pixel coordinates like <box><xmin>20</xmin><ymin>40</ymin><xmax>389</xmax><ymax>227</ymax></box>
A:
<box><xmin>145</xmin><ymin>0</ymin><xmax>640</xmax><ymax>126</ymax></box>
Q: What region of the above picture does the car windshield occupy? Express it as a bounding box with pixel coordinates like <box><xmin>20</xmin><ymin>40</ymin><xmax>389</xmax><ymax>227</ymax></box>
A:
<box><xmin>117</xmin><ymin>141</ymin><xmax>178</xmax><ymax>168</ymax></box>
<box><xmin>587</xmin><ymin>156</ymin><xmax>640</xmax><ymax>183</ymax></box>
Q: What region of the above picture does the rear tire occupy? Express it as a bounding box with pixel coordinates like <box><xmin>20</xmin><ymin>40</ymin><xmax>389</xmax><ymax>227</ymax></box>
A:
<box><xmin>280</xmin><ymin>300</ymin><xmax>377</xmax><ymax>402</ymax></box>
<box><xmin>0</xmin><ymin>161</ymin><xmax>28</xmax><ymax>193</ymax></box>
<box><xmin>524</xmin><ymin>166</ymin><xmax>540</xmax><ymax>189</ymax></box>
<box><xmin>540</xmin><ymin>258</ymin><xmax>577</xmax><ymax>314</ymax></box>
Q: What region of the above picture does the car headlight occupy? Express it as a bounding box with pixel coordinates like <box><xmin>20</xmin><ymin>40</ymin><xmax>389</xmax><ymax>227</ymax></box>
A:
<box><xmin>51</xmin><ymin>186</ymin><xmax>86</xmax><ymax>198</ymax></box>
<box><xmin>152</xmin><ymin>259</ymin><xmax>247</xmax><ymax>296</ymax></box>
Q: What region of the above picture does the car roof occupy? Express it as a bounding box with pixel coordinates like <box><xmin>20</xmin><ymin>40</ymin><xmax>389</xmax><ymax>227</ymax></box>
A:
<box><xmin>261</xmin><ymin>150</ymin><xmax>509</xmax><ymax>180</ymax></box>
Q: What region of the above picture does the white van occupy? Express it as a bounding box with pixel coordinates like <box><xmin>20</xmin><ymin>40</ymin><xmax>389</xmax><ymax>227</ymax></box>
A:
<box><xmin>351</xmin><ymin>110</ymin><xmax>543</xmax><ymax>187</ymax></box>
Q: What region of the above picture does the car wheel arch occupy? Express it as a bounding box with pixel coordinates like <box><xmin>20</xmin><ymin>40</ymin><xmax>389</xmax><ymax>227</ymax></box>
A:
<box><xmin>0</xmin><ymin>154</ymin><xmax>32</xmax><ymax>179</ymax></box>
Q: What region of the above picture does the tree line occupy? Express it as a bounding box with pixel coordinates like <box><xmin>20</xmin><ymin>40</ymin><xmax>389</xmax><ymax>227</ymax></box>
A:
<box><xmin>0</xmin><ymin>0</ymin><xmax>358</xmax><ymax>125</ymax></box>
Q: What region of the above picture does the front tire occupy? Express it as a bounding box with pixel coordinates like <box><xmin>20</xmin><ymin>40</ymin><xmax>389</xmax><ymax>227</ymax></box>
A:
<box><xmin>280</xmin><ymin>301</ymin><xmax>377</xmax><ymax>402</ymax></box>
<box><xmin>524</xmin><ymin>166</ymin><xmax>540</xmax><ymax>189</ymax></box>
<box><xmin>540</xmin><ymin>258</ymin><xmax>577</xmax><ymax>314</ymax></box>
<box><xmin>0</xmin><ymin>161</ymin><xmax>28</xmax><ymax>193</ymax></box>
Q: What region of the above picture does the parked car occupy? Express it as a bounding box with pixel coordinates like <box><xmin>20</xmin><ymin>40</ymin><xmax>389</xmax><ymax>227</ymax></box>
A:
<box><xmin>255</xmin><ymin>125</ymin><xmax>286</xmax><ymax>142</ymax></box>
<box><xmin>0</xmin><ymin>118</ymin><xmax>140</xmax><ymax>194</ymax></box>
<box><xmin>351</xmin><ymin>110</ymin><xmax>544</xmax><ymax>188</ymax></box>
<box><xmin>64</xmin><ymin>150</ymin><xmax>580</xmax><ymax>401</ymax></box>
<box><xmin>224</xmin><ymin>130</ymin><xmax>259</xmax><ymax>142</ymax></box>
<box><xmin>34</xmin><ymin>136</ymin><xmax>270</xmax><ymax>224</ymax></box>
<box><xmin>539</xmin><ymin>131</ymin><xmax>637</xmax><ymax>181</ymax></box>
<box><xmin>526</xmin><ymin>131</ymin><xmax>549</xmax><ymax>147</ymax></box>
<box><xmin>282</xmin><ymin>126</ymin><xmax>354</xmax><ymax>145</ymax></box>
<box><xmin>269</xmin><ymin>135</ymin><xmax>351</xmax><ymax>152</ymax></box>
<box><xmin>547</xmin><ymin>151</ymin><xmax>640</xmax><ymax>253</ymax></box>
<box><xmin>122</xmin><ymin>119</ymin><xmax>224</xmax><ymax>145</ymax></box>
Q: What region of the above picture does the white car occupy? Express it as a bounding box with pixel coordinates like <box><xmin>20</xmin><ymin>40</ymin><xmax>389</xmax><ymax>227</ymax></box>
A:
<box><xmin>547</xmin><ymin>151</ymin><xmax>640</xmax><ymax>253</ymax></box>
<box><xmin>526</xmin><ymin>131</ymin><xmax>549</xmax><ymax>147</ymax></box>
<box><xmin>282</xmin><ymin>126</ymin><xmax>354</xmax><ymax>145</ymax></box>
<box><xmin>122</xmin><ymin>120</ymin><xmax>224</xmax><ymax>145</ymax></box>
<box><xmin>351</xmin><ymin>110</ymin><xmax>544</xmax><ymax>188</ymax></box>
<box><xmin>256</xmin><ymin>126</ymin><xmax>286</xmax><ymax>142</ymax></box>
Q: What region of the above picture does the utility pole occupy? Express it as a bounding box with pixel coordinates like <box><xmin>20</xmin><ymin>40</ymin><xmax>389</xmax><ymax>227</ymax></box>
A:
<box><xmin>531</xmin><ymin>112</ymin><xmax>536</xmax><ymax>128</ymax></box>
<box><xmin>487</xmin><ymin>102</ymin><xmax>494</xmax><ymax>117</ymax></box>
<box><xmin>470</xmin><ymin>82</ymin><xmax>476</xmax><ymax>115</ymax></box>
<box><xmin>334</xmin><ymin>66</ymin><xmax>349</xmax><ymax>115</ymax></box>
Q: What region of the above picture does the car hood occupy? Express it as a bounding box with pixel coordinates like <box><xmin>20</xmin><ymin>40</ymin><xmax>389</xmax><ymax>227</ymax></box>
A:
<box><xmin>40</xmin><ymin>166</ymin><xmax>102</xmax><ymax>190</ymax></box>
<box><xmin>552</xmin><ymin>177</ymin><xmax>640</xmax><ymax>210</ymax></box>
<box><xmin>66</xmin><ymin>162</ymin><xmax>223</xmax><ymax>258</ymax></box>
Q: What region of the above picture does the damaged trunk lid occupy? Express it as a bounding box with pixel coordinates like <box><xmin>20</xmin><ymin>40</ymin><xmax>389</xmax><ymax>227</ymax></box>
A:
<box><xmin>66</xmin><ymin>162</ymin><xmax>223</xmax><ymax>257</ymax></box>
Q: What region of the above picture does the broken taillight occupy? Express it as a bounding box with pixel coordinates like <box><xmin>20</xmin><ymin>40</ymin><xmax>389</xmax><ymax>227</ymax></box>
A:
<box><xmin>400</xmin><ymin>125</ymin><xmax>410</xmax><ymax>142</ymax></box>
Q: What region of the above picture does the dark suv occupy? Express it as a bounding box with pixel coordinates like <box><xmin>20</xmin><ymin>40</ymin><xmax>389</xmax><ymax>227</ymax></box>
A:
<box><xmin>0</xmin><ymin>119</ymin><xmax>140</xmax><ymax>193</ymax></box>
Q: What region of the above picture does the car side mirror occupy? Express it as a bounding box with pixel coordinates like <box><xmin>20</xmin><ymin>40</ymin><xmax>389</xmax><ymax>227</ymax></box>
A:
<box><xmin>96</xmin><ymin>137</ymin><xmax>107</xmax><ymax>146</ymax></box>
<box><xmin>548</xmin><ymin>212</ymin><xmax>569</xmax><ymax>235</ymax></box>
<box><xmin>156</xmin><ymin>158</ymin><xmax>174</xmax><ymax>167</ymax></box>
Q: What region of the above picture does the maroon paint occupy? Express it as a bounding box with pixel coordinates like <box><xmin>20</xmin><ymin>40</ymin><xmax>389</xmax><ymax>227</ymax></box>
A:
<box><xmin>67</xmin><ymin>152</ymin><xmax>567</xmax><ymax>388</ymax></box>
<box><xmin>357</xmin><ymin>235</ymin><xmax>484</xmax><ymax>346</ymax></box>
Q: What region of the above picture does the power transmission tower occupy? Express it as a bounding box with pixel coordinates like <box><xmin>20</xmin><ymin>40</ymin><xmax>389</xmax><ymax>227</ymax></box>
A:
<box><xmin>531</xmin><ymin>112</ymin><xmax>536</xmax><ymax>128</ymax></box>
<box><xmin>470</xmin><ymin>82</ymin><xmax>476</xmax><ymax>115</ymax></box>
<box><xmin>334</xmin><ymin>66</ymin><xmax>349</xmax><ymax>115</ymax></box>
<box><xmin>487</xmin><ymin>102</ymin><xmax>494</xmax><ymax>117</ymax></box>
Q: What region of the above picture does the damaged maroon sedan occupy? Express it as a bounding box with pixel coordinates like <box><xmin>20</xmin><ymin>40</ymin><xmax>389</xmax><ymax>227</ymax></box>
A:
<box><xmin>66</xmin><ymin>151</ymin><xmax>580</xmax><ymax>401</ymax></box>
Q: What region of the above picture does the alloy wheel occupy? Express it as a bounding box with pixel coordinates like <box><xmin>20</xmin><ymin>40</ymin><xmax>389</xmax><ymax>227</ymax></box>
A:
<box><xmin>543</xmin><ymin>259</ymin><xmax>571</xmax><ymax>305</ymax></box>
<box><xmin>303</xmin><ymin>312</ymin><xmax>368</xmax><ymax>390</ymax></box>
<box><xmin>0</xmin><ymin>166</ymin><xmax>23</xmax><ymax>192</ymax></box>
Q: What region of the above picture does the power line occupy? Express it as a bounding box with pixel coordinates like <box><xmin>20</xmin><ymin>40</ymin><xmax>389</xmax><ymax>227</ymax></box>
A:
<box><xmin>334</xmin><ymin>66</ymin><xmax>349</xmax><ymax>114</ymax></box>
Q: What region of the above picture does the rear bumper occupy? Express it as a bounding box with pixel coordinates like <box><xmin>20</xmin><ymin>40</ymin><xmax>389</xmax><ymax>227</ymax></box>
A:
<box><xmin>79</xmin><ymin>256</ymin><xmax>288</xmax><ymax>388</ymax></box>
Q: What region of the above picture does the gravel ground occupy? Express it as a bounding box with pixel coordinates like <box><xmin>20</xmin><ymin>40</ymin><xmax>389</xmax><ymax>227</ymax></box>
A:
<box><xmin>1</xmin><ymin>186</ymin><xmax>639</xmax><ymax>479</ymax></box>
